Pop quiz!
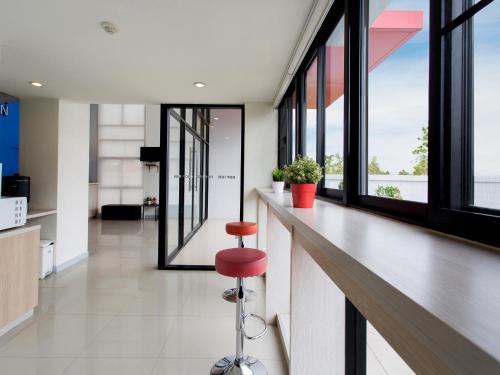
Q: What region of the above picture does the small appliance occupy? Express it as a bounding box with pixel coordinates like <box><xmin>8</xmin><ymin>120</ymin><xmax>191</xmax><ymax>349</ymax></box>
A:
<box><xmin>39</xmin><ymin>240</ymin><xmax>54</xmax><ymax>279</ymax></box>
<box><xmin>0</xmin><ymin>196</ymin><xmax>27</xmax><ymax>231</ymax></box>
<box><xmin>1</xmin><ymin>174</ymin><xmax>31</xmax><ymax>203</ymax></box>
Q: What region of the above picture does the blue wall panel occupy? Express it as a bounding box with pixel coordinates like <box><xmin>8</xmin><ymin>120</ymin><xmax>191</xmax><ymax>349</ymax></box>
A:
<box><xmin>0</xmin><ymin>99</ymin><xmax>20</xmax><ymax>177</ymax></box>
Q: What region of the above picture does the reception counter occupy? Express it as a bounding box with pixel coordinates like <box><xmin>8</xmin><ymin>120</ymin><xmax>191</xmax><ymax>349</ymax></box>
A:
<box><xmin>256</xmin><ymin>188</ymin><xmax>500</xmax><ymax>374</ymax></box>
<box><xmin>0</xmin><ymin>225</ymin><xmax>40</xmax><ymax>336</ymax></box>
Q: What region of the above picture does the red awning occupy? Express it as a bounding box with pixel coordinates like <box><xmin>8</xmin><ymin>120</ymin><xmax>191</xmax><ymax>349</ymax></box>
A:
<box><xmin>307</xmin><ymin>10</ymin><xmax>424</xmax><ymax>108</ymax></box>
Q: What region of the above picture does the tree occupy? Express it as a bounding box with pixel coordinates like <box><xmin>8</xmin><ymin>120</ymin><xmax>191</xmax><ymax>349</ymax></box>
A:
<box><xmin>398</xmin><ymin>169</ymin><xmax>410</xmax><ymax>175</ymax></box>
<box><xmin>375</xmin><ymin>185</ymin><xmax>402</xmax><ymax>200</ymax></box>
<box><xmin>368</xmin><ymin>156</ymin><xmax>389</xmax><ymax>175</ymax></box>
<box><xmin>412</xmin><ymin>126</ymin><xmax>428</xmax><ymax>175</ymax></box>
<box><xmin>325</xmin><ymin>153</ymin><xmax>343</xmax><ymax>174</ymax></box>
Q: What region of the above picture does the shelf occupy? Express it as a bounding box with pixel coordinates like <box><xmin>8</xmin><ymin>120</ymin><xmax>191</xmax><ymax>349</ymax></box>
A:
<box><xmin>27</xmin><ymin>209</ymin><xmax>57</xmax><ymax>220</ymax></box>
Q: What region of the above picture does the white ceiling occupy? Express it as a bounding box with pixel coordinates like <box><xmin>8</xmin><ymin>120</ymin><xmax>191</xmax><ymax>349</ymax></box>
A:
<box><xmin>0</xmin><ymin>0</ymin><xmax>316</xmax><ymax>104</ymax></box>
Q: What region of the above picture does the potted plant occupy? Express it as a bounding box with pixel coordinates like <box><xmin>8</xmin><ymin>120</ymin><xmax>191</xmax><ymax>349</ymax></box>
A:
<box><xmin>283</xmin><ymin>156</ymin><xmax>322</xmax><ymax>208</ymax></box>
<box><xmin>272</xmin><ymin>168</ymin><xmax>285</xmax><ymax>194</ymax></box>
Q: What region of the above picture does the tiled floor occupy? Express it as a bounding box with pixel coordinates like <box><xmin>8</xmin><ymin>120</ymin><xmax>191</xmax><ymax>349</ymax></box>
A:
<box><xmin>171</xmin><ymin>218</ymin><xmax>239</xmax><ymax>266</ymax></box>
<box><xmin>0</xmin><ymin>219</ymin><xmax>287</xmax><ymax>375</ymax></box>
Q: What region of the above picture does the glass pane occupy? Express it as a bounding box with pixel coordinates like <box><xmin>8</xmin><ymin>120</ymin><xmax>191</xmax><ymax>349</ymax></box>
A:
<box><xmin>185</xmin><ymin>108</ymin><xmax>193</xmax><ymax>127</ymax></box>
<box><xmin>122</xmin><ymin>159</ymin><xmax>143</xmax><ymax>187</ymax></box>
<box><xmin>305</xmin><ymin>57</ymin><xmax>318</xmax><ymax>161</ymax></box>
<box><xmin>98</xmin><ymin>140</ymin><xmax>142</xmax><ymax>158</ymax></box>
<box><xmin>123</xmin><ymin>105</ymin><xmax>145</xmax><ymax>125</ymax></box>
<box><xmin>98</xmin><ymin>188</ymin><xmax>120</xmax><ymax>208</ymax></box>
<box><xmin>99</xmin><ymin>104</ymin><xmax>122</xmax><ymax>125</ymax></box>
<box><xmin>121</xmin><ymin>188</ymin><xmax>143</xmax><ymax>204</ymax></box>
<box><xmin>291</xmin><ymin>89</ymin><xmax>297</xmax><ymax>162</ymax></box>
<box><xmin>473</xmin><ymin>1</ymin><xmax>500</xmax><ymax>210</ymax></box>
<box><xmin>193</xmin><ymin>139</ymin><xmax>201</xmax><ymax>227</ymax></box>
<box><xmin>184</xmin><ymin>131</ymin><xmax>194</xmax><ymax>238</ymax></box>
<box><xmin>99</xmin><ymin>159</ymin><xmax>122</xmax><ymax>187</ymax></box>
<box><xmin>325</xmin><ymin>17</ymin><xmax>345</xmax><ymax>190</ymax></box>
<box><xmin>367</xmin><ymin>1</ymin><xmax>429</xmax><ymax>203</ymax></box>
<box><xmin>167</xmin><ymin>114</ymin><xmax>181</xmax><ymax>255</ymax></box>
<box><xmin>99</xmin><ymin>126</ymin><xmax>144</xmax><ymax>140</ymax></box>
<box><xmin>367</xmin><ymin>322</ymin><xmax>415</xmax><ymax>374</ymax></box>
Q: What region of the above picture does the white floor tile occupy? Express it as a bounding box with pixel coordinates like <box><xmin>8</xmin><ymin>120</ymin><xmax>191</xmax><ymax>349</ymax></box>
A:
<box><xmin>63</xmin><ymin>357</ymin><xmax>157</xmax><ymax>375</ymax></box>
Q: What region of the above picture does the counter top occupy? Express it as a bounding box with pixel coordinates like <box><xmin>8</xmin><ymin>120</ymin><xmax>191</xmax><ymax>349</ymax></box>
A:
<box><xmin>0</xmin><ymin>224</ymin><xmax>41</xmax><ymax>239</ymax></box>
<box><xmin>27</xmin><ymin>209</ymin><xmax>57</xmax><ymax>220</ymax></box>
<box><xmin>256</xmin><ymin>188</ymin><xmax>500</xmax><ymax>374</ymax></box>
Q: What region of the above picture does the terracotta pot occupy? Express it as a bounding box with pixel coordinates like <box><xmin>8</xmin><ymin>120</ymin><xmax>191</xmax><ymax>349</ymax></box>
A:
<box><xmin>291</xmin><ymin>184</ymin><xmax>316</xmax><ymax>208</ymax></box>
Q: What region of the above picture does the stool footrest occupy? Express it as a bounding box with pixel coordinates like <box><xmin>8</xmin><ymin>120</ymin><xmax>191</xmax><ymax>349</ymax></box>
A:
<box><xmin>242</xmin><ymin>313</ymin><xmax>267</xmax><ymax>341</ymax></box>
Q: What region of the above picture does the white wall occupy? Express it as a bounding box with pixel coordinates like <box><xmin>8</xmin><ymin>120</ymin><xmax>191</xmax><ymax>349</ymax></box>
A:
<box><xmin>143</xmin><ymin>104</ymin><xmax>160</xmax><ymax>201</ymax></box>
<box><xmin>208</xmin><ymin>109</ymin><xmax>242</xmax><ymax>219</ymax></box>
<box><xmin>243</xmin><ymin>102</ymin><xmax>278</xmax><ymax>247</ymax></box>
<box><xmin>56</xmin><ymin>100</ymin><xmax>90</xmax><ymax>267</ymax></box>
<box><xmin>19</xmin><ymin>98</ymin><xmax>59</xmax><ymax>241</ymax></box>
<box><xmin>19</xmin><ymin>98</ymin><xmax>59</xmax><ymax>210</ymax></box>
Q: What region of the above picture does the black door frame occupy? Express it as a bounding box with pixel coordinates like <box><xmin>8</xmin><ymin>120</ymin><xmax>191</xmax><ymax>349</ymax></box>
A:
<box><xmin>158</xmin><ymin>104</ymin><xmax>245</xmax><ymax>270</ymax></box>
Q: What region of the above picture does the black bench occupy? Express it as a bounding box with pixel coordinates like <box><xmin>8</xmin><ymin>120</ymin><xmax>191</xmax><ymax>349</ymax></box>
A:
<box><xmin>101</xmin><ymin>204</ymin><xmax>142</xmax><ymax>220</ymax></box>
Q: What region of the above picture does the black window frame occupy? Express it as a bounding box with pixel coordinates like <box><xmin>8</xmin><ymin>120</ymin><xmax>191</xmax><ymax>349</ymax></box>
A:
<box><xmin>276</xmin><ymin>0</ymin><xmax>500</xmax><ymax>248</ymax></box>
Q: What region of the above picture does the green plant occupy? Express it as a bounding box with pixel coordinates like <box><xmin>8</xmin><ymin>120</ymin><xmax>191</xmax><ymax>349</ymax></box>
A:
<box><xmin>368</xmin><ymin>156</ymin><xmax>389</xmax><ymax>175</ymax></box>
<box><xmin>325</xmin><ymin>153</ymin><xmax>343</xmax><ymax>174</ymax></box>
<box><xmin>272</xmin><ymin>168</ymin><xmax>285</xmax><ymax>182</ymax></box>
<box><xmin>375</xmin><ymin>185</ymin><xmax>402</xmax><ymax>200</ymax></box>
<box><xmin>412</xmin><ymin>126</ymin><xmax>428</xmax><ymax>175</ymax></box>
<box><xmin>283</xmin><ymin>156</ymin><xmax>323</xmax><ymax>184</ymax></box>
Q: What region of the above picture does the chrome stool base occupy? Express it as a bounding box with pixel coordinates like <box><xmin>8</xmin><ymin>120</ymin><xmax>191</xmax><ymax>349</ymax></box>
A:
<box><xmin>210</xmin><ymin>355</ymin><xmax>267</xmax><ymax>375</ymax></box>
<box><xmin>223</xmin><ymin>288</ymin><xmax>256</xmax><ymax>303</ymax></box>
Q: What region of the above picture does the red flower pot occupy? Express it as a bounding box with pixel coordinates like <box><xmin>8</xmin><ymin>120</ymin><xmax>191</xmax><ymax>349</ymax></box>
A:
<box><xmin>291</xmin><ymin>184</ymin><xmax>317</xmax><ymax>208</ymax></box>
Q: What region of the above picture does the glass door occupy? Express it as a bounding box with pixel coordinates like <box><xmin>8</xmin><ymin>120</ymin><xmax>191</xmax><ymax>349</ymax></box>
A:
<box><xmin>160</xmin><ymin>106</ymin><xmax>209</xmax><ymax>268</ymax></box>
<box><xmin>183</xmin><ymin>130</ymin><xmax>194</xmax><ymax>239</ymax></box>
<box><xmin>193</xmin><ymin>138</ymin><xmax>202</xmax><ymax>229</ymax></box>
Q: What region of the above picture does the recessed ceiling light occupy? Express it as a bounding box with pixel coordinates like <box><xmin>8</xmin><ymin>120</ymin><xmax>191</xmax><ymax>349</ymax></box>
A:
<box><xmin>193</xmin><ymin>82</ymin><xmax>206</xmax><ymax>88</ymax></box>
<box><xmin>213</xmin><ymin>116</ymin><xmax>220</xmax><ymax>121</ymax></box>
<box><xmin>29</xmin><ymin>81</ymin><xmax>44</xmax><ymax>87</ymax></box>
<box><xmin>100</xmin><ymin>21</ymin><xmax>119</xmax><ymax>35</ymax></box>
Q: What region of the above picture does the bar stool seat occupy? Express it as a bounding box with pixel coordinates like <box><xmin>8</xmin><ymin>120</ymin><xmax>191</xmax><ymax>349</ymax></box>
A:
<box><xmin>226</xmin><ymin>221</ymin><xmax>258</xmax><ymax>237</ymax></box>
<box><xmin>216</xmin><ymin>248</ymin><xmax>267</xmax><ymax>278</ymax></box>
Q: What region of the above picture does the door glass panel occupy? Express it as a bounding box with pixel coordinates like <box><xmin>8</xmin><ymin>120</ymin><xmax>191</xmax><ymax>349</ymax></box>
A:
<box><xmin>194</xmin><ymin>139</ymin><xmax>201</xmax><ymax>227</ymax></box>
<box><xmin>184</xmin><ymin>131</ymin><xmax>194</xmax><ymax>238</ymax></box>
<box><xmin>167</xmin><ymin>113</ymin><xmax>181</xmax><ymax>256</ymax></box>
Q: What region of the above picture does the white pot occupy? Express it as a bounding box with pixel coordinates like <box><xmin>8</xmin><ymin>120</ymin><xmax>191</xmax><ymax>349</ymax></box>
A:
<box><xmin>272</xmin><ymin>181</ymin><xmax>285</xmax><ymax>194</ymax></box>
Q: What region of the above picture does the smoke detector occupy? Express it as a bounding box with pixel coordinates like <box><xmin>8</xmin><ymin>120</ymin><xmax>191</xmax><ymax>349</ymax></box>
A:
<box><xmin>100</xmin><ymin>21</ymin><xmax>119</xmax><ymax>35</ymax></box>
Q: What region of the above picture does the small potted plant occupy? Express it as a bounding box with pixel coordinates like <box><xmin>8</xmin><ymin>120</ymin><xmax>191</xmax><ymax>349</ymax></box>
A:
<box><xmin>272</xmin><ymin>168</ymin><xmax>285</xmax><ymax>194</ymax></box>
<box><xmin>283</xmin><ymin>156</ymin><xmax>322</xmax><ymax>208</ymax></box>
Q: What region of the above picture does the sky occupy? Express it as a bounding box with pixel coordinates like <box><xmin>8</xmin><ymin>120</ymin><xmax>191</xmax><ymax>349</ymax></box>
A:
<box><xmin>306</xmin><ymin>0</ymin><xmax>500</xmax><ymax>178</ymax></box>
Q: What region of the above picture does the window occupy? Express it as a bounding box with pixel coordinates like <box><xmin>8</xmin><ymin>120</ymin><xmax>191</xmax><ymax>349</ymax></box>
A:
<box><xmin>366</xmin><ymin>0</ymin><xmax>429</xmax><ymax>203</ymax></box>
<box><xmin>305</xmin><ymin>57</ymin><xmax>318</xmax><ymax>161</ymax></box>
<box><xmin>276</xmin><ymin>0</ymin><xmax>500</xmax><ymax>247</ymax></box>
<box><xmin>291</xmin><ymin>89</ymin><xmax>297</xmax><ymax>162</ymax></box>
<box><xmin>472</xmin><ymin>0</ymin><xmax>500</xmax><ymax>210</ymax></box>
<box><xmin>324</xmin><ymin>17</ymin><xmax>345</xmax><ymax>190</ymax></box>
<box><xmin>97</xmin><ymin>104</ymin><xmax>145</xmax><ymax>211</ymax></box>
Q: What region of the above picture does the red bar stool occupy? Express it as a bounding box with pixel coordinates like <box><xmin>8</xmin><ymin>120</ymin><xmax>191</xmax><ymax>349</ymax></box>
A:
<box><xmin>223</xmin><ymin>222</ymin><xmax>258</xmax><ymax>303</ymax></box>
<box><xmin>211</xmin><ymin>248</ymin><xmax>268</xmax><ymax>375</ymax></box>
<box><xmin>226</xmin><ymin>221</ymin><xmax>258</xmax><ymax>248</ymax></box>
